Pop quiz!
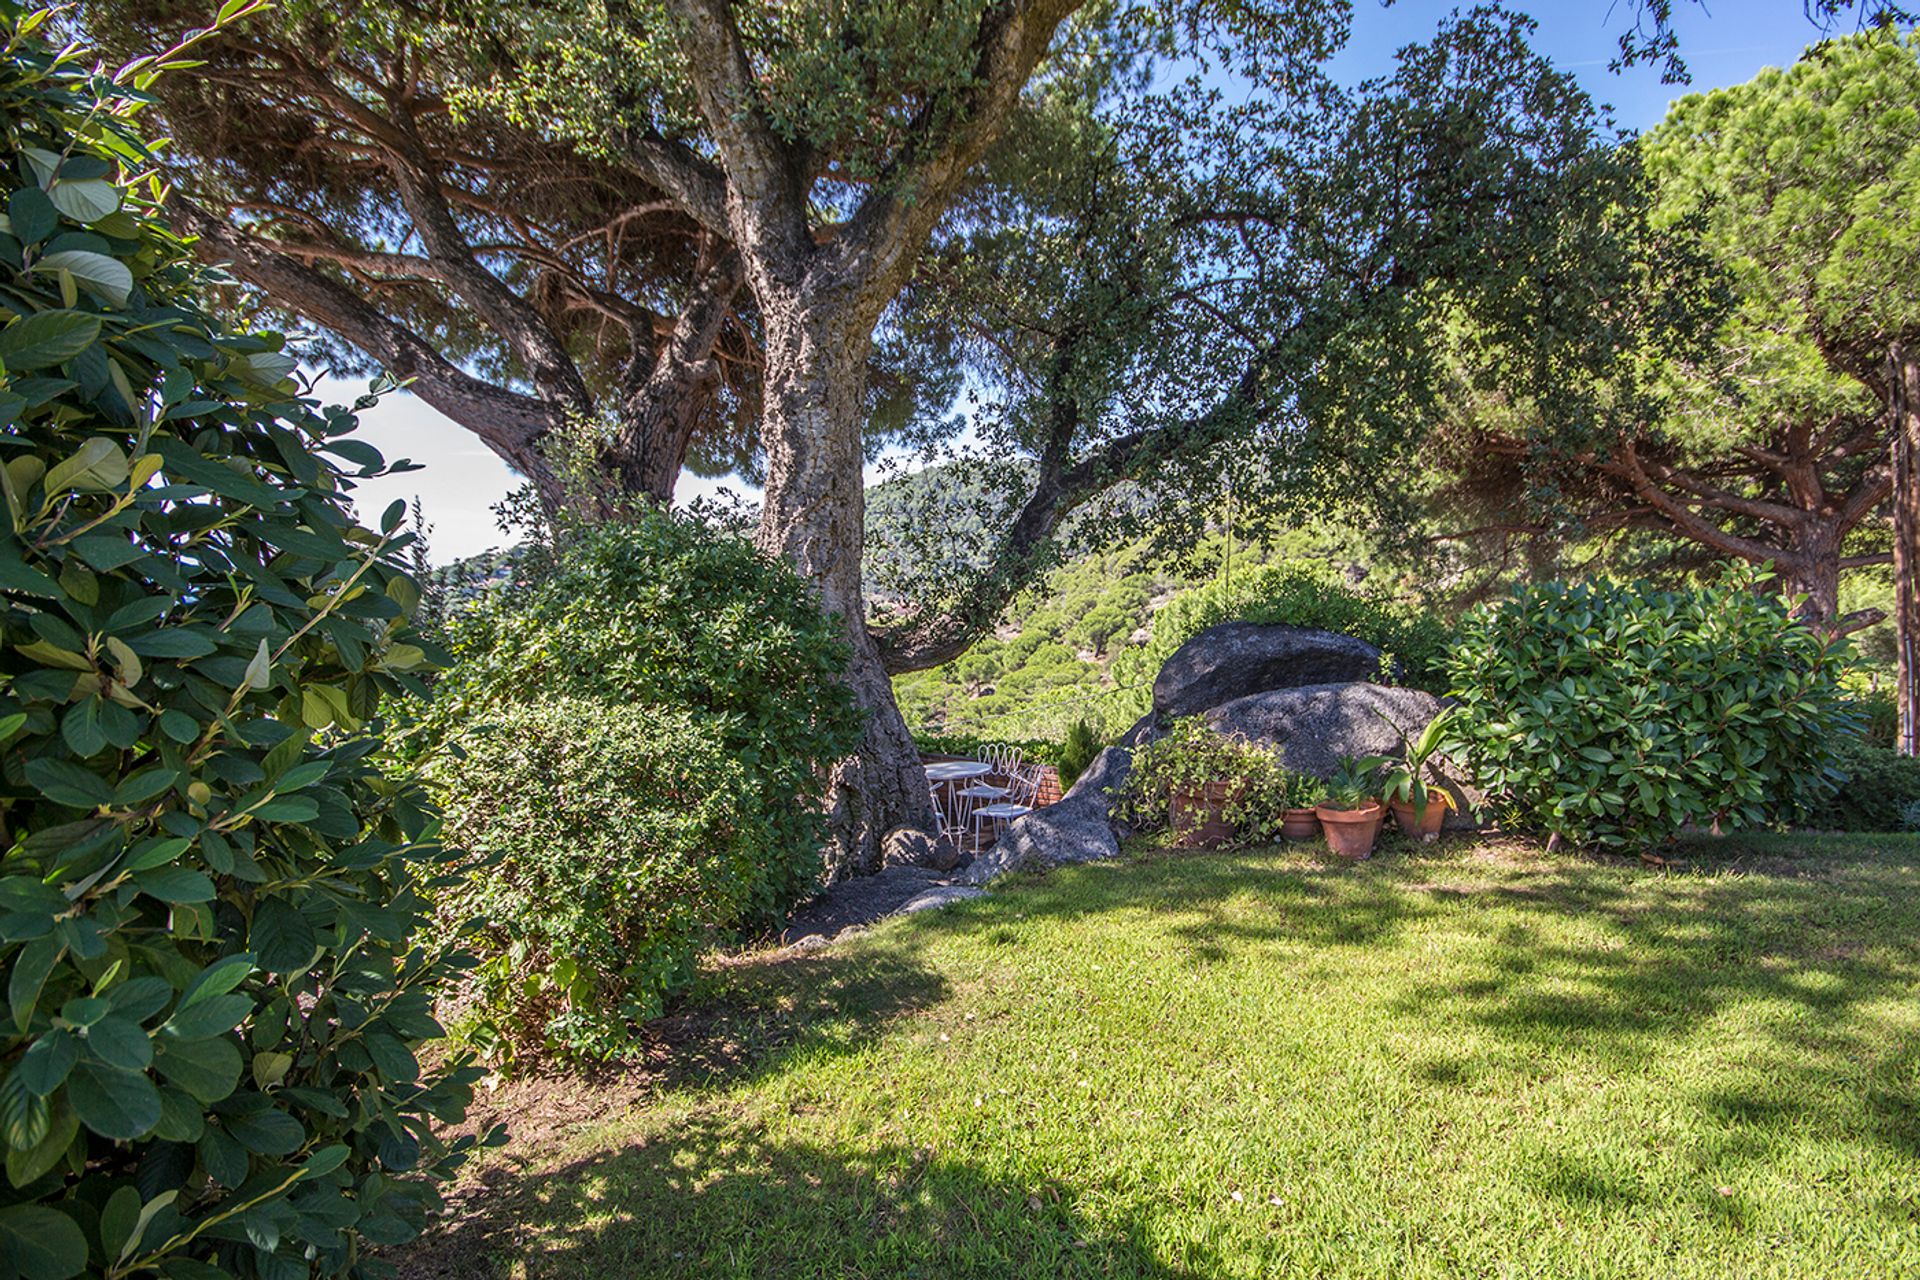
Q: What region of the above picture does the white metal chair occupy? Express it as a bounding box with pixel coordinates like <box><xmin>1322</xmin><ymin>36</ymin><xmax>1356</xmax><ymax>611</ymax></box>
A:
<box><xmin>971</xmin><ymin>762</ymin><xmax>1042</xmax><ymax>845</ymax></box>
<box><xmin>928</xmin><ymin>783</ymin><xmax>953</xmax><ymax>839</ymax></box>
<box><xmin>959</xmin><ymin>745</ymin><xmax>1019</xmax><ymax>807</ymax></box>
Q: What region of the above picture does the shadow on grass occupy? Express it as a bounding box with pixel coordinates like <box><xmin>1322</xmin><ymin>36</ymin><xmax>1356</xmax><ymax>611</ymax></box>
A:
<box><xmin>402</xmin><ymin>1115</ymin><xmax>1204</xmax><ymax>1280</ymax></box>
<box><xmin>404</xmin><ymin>832</ymin><xmax>1920</xmax><ymax>1273</ymax></box>
<box><xmin>642</xmin><ymin>940</ymin><xmax>952</xmax><ymax>1094</ymax></box>
<box><xmin>993</xmin><ymin>831</ymin><xmax>1920</xmax><ymax>1168</ymax></box>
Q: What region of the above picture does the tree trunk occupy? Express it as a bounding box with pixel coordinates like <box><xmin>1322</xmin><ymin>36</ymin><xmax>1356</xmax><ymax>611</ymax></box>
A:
<box><xmin>1892</xmin><ymin>345</ymin><xmax>1920</xmax><ymax>757</ymax></box>
<box><xmin>605</xmin><ymin>353</ymin><xmax>720</xmax><ymax>504</ymax></box>
<box><xmin>1778</xmin><ymin>520</ymin><xmax>1843</xmax><ymax>630</ymax></box>
<box><xmin>754</xmin><ymin>291</ymin><xmax>942</xmax><ymax>878</ymax></box>
<box><xmin>604</xmin><ymin>255</ymin><xmax>744</xmax><ymax>505</ymax></box>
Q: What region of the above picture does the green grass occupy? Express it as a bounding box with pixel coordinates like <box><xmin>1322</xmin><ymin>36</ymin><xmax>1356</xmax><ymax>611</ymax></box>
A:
<box><xmin>421</xmin><ymin>832</ymin><xmax>1920</xmax><ymax>1278</ymax></box>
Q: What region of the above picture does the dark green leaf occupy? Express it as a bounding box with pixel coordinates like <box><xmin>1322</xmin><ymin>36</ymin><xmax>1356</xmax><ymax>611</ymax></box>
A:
<box><xmin>23</xmin><ymin>757</ymin><xmax>112</xmax><ymax>808</ymax></box>
<box><xmin>68</xmin><ymin>1062</ymin><xmax>161</xmax><ymax>1140</ymax></box>
<box><xmin>164</xmin><ymin>992</ymin><xmax>250</xmax><ymax>1040</ymax></box>
<box><xmin>0</xmin><ymin>309</ymin><xmax>99</xmax><ymax>371</ymax></box>
<box><xmin>154</xmin><ymin>1036</ymin><xmax>242</xmax><ymax>1104</ymax></box>
<box><xmin>0</xmin><ymin>1204</ymin><xmax>87</xmax><ymax>1280</ymax></box>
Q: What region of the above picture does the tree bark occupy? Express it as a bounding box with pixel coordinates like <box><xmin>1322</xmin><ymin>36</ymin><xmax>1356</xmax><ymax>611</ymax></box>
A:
<box><xmin>1778</xmin><ymin>519</ymin><xmax>1843</xmax><ymax>629</ymax></box>
<box><xmin>1893</xmin><ymin>344</ymin><xmax>1920</xmax><ymax>756</ymax></box>
<box><xmin>755</xmin><ymin>288</ymin><xmax>941</xmax><ymax>878</ymax></box>
<box><xmin>601</xmin><ymin>256</ymin><xmax>744</xmax><ymax>504</ymax></box>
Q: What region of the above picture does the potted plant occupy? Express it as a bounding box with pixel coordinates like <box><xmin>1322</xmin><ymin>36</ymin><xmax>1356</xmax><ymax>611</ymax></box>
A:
<box><xmin>1225</xmin><ymin>751</ymin><xmax>1324</xmax><ymax>842</ymax></box>
<box><xmin>1113</xmin><ymin>717</ymin><xmax>1249</xmax><ymax>847</ymax></box>
<box><xmin>1315</xmin><ymin>754</ymin><xmax>1389</xmax><ymax>858</ymax></box>
<box><xmin>1377</xmin><ymin>707</ymin><xmax>1459</xmax><ymax>839</ymax></box>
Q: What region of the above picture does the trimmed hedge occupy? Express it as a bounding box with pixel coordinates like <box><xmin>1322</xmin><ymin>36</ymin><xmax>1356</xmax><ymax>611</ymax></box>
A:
<box><xmin>416</xmin><ymin>516</ymin><xmax>861</xmax><ymax>1063</ymax></box>
<box><xmin>429</xmin><ymin>699</ymin><xmax>760</xmax><ymax>1063</ymax></box>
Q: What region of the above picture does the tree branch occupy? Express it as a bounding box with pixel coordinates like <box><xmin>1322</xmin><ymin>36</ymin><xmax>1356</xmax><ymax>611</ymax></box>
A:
<box><xmin>834</xmin><ymin>0</ymin><xmax>1082</xmax><ymax>303</ymax></box>
<box><xmin>662</xmin><ymin>0</ymin><xmax>812</xmax><ymax>265</ymax></box>
<box><xmin>172</xmin><ymin>199</ymin><xmax>565</xmax><ymax>504</ymax></box>
<box><xmin>875</xmin><ymin>328</ymin><xmax>1285</xmax><ymax>672</ymax></box>
<box><xmin>615</xmin><ymin>130</ymin><xmax>733</xmax><ymax>235</ymax></box>
<box><xmin>383</xmin><ymin>111</ymin><xmax>595</xmax><ymax>417</ymax></box>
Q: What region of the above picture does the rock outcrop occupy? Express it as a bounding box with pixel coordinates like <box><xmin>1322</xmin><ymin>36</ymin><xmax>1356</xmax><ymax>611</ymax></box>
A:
<box><xmin>1153</xmin><ymin>623</ymin><xmax>1385</xmax><ymax>719</ymax></box>
<box><xmin>1202</xmin><ymin>682</ymin><xmax>1440</xmax><ymax>778</ymax></box>
<box><xmin>959</xmin><ymin>745</ymin><xmax>1133</xmax><ymax>884</ymax></box>
<box><xmin>959</xmin><ymin>631</ymin><xmax>1471</xmax><ymax>884</ymax></box>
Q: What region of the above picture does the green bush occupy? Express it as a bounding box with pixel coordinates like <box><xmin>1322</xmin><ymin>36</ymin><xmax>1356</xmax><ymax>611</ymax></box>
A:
<box><xmin>1222</xmin><ymin>752</ymin><xmax>1322</xmax><ymax>841</ymax></box>
<box><xmin>1807</xmin><ymin>735</ymin><xmax>1920</xmax><ymax>833</ymax></box>
<box><xmin>1111</xmin><ymin>718</ymin><xmax>1263</xmax><ymax>829</ymax></box>
<box><xmin>428</xmin><ymin>700</ymin><xmax>759</xmax><ymax>1063</ymax></box>
<box><xmin>1445</xmin><ymin>573</ymin><xmax>1851</xmax><ymax>847</ymax></box>
<box><xmin>417</xmin><ymin>516</ymin><xmax>860</xmax><ymax>1060</ymax></box>
<box><xmin>0</xmin><ymin>18</ymin><xmax>477</xmax><ymax>1278</ymax></box>
<box><xmin>1056</xmin><ymin>717</ymin><xmax>1103</xmax><ymax>790</ymax></box>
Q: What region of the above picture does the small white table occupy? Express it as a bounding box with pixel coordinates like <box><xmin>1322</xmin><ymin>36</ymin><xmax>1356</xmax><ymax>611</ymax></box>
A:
<box><xmin>925</xmin><ymin>761</ymin><xmax>991</xmax><ymax>783</ymax></box>
<box><xmin>924</xmin><ymin>761</ymin><xmax>994</xmax><ymax>841</ymax></box>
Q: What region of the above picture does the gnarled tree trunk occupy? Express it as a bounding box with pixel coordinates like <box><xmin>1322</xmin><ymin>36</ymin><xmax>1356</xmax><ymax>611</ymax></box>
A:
<box><xmin>755</xmin><ymin>286</ymin><xmax>941</xmax><ymax>878</ymax></box>
<box><xmin>1778</xmin><ymin>519</ymin><xmax>1844</xmax><ymax>630</ymax></box>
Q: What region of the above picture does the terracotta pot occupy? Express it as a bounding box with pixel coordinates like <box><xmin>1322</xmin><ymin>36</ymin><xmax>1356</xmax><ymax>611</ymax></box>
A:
<box><xmin>1389</xmin><ymin>793</ymin><xmax>1450</xmax><ymax>838</ymax></box>
<box><xmin>1278</xmin><ymin>808</ymin><xmax>1321</xmax><ymax>841</ymax></box>
<box><xmin>1315</xmin><ymin>801</ymin><xmax>1384</xmax><ymax>859</ymax></box>
<box><xmin>1170</xmin><ymin>781</ymin><xmax>1236</xmax><ymax>847</ymax></box>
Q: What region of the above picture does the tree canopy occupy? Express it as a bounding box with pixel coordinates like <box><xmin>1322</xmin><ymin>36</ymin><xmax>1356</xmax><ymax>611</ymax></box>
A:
<box><xmin>1427</xmin><ymin>29</ymin><xmax>1919</xmax><ymax>646</ymax></box>
<box><xmin>867</xmin><ymin>7</ymin><xmax>1711</xmax><ymax>673</ymax></box>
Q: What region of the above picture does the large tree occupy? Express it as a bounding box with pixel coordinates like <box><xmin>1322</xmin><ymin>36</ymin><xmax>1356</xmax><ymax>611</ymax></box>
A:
<box><xmin>866</xmin><ymin>9</ymin><xmax>1710</xmax><ymax>673</ymax></box>
<box><xmin>117</xmin><ymin>0</ymin><xmax>1905</xmax><ymax>873</ymax></box>
<box><xmin>1430</xmin><ymin>28</ymin><xmax>1920</xmax><ymax>746</ymax></box>
<box><xmin>90</xmin><ymin>1</ymin><xmax>765</xmax><ymax>508</ymax></box>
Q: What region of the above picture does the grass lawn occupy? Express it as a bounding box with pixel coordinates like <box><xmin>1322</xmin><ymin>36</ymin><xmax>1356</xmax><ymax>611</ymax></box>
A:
<box><xmin>406</xmin><ymin>832</ymin><xmax>1920</xmax><ymax>1279</ymax></box>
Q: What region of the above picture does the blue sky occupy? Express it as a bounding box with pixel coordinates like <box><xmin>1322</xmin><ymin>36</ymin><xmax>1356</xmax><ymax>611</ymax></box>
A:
<box><xmin>330</xmin><ymin>0</ymin><xmax>1863</xmax><ymax>560</ymax></box>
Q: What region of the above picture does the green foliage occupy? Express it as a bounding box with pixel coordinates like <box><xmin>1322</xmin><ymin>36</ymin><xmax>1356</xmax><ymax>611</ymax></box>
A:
<box><xmin>1645</xmin><ymin>29</ymin><xmax>1920</xmax><ymax>431</ymax></box>
<box><xmin>1222</xmin><ymin>752</ymin><xmax>1322</xmax><ymax>841</ymax></box>
<box><xmin>1321</xmin><ymin>755</ymin><xmax>1388</xmax><ymax>812</ymax></box>
<box><xmin>1445</xmin><ymin>572</ymin><xmax>1852</xmax><ymax>848</ymax></box>
<box><xmin>1056</xmin><ymin>717</ymin><xmax>1103</xmax><ymax>790</ymax></box>
<box><xmin>910</xmin><ymin>731</ymin><xmax>1064</xmax><ymax>768</ymax></box>
<box><xmin>1376</xmin><ymin>707</ymin><xmax>1460</xmax><ymax>816</ymax></box>
<box><xmin>0</xmin><ymin>16</ymin><xmax>479</xmax><ymax>1277</ymax></box>
<box><xmin>1843</xmin><ymin>684</ymin><xmax>1900</xmax><ymax>750</ymax></box>
<box><xmin>428</xmin><ymin>699</ymin><xmax>760</xmax><ymax>1063</ymax></box>
<box><xmin>1807</xmin><ymin>736</ymin><xmax>1920</xmax><ymax>834</ymax></box>
<box><xmin>417</xmin><ymin>516</ymin><xmax>861</xmax><ymax>1061</ymax></box>
<box><xmin>1111</xmin><ymin>718</ymin><xmax>1258</xmax><ymax>829</ymax></box>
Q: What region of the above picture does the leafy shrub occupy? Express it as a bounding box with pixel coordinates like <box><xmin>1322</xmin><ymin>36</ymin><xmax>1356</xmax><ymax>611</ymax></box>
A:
<box><xmin>1806</xmin><ymin>735</ymin><xmax>1920</xmax><ymax>833</ymax></box>
<box><xmin>429</xmin><ymin>700</ymin><xmax>759</xmax><ymax>1062</ymax></box>
<box><xmin>1376</xmin><ymin>707</ymin><xmax>1461</xmax><ymax>816</ymax></box>
<box><xmin>1111</xmin><ymin>718</ymin><xmax>1261</xmax><ymax>828</ymax></box>
<box><xmin>1321</xmin><ymin>754</ymin><xmax>1389</xmax><ymax>811</ymax></box>
<box><xmin>1110</xmin><ymin>563</ymin><xmax>1453</xmax><ymax>721</ymax></box>
<box><xmin>1841</xmin><ymin>683</ymin><xmax>1898</xmax><ymax>748</ymax></box>
<box><xmin>911</xmin><ymin>730</ymin><xmax>1067</xmax><ymax>768</ymax></box>
<box><xmin>416</xmin><ymin>516</ymin><xmax>860</xmax><ymax>1060</ymax></box>
<box><xmin>0</xmin><ymin>19</ymin><xmax>477</xmax><ymax>1278</ymax></box>
<box><xmin>1057</xmin><ymin>717</ymin><xmax>1103</xmax><ymax>790</ymax></box>
<box><xmin>1445</xmin><ymin>573</ymin><xmax>1851</xmax><ymax>847</ymax></box>
<box><xmin>1222</xmin><ymin>752</ymin><xmax>1322</xmax><ymax>840</ymax></box>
